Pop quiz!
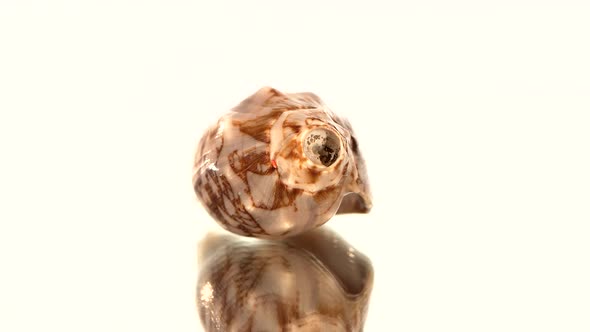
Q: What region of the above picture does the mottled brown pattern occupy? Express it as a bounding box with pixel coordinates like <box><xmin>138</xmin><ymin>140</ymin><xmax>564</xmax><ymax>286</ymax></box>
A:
<box><xmin>232</xmin><ymin>87</ymin><xmax>281</xmax><ymax>113</ymax></box>
<box><xmin>312</xmin><ymin>185</ymin><xmax>341</xmax><ymax>204</ymax></box>
<box><xmin>263</xmin><ymin>96</ymin><xmax>319</xmax><ymax>111</ymax></box>
<box><xmin>227</xmin><ymin>147</ymin><xmax>301</xmax><ymax>210</ymax></box>
<box><xmin>284</xmin><ymin>123</ymin><xmax>302</xmax><ymax>136</ymax></box>
<box><xmin>269</xmin><ymin>180</ymin><xmax>302</xmax><ymax>210</ymax></box>
<box><xmin>233</xmin><ymin>89</ymin><xmax>319</xmax><ymax>144</ymax></box>
<box><xmin>193</xmin><ymin>87</ymin><xmax>372</xmax><ymax>239</ymax></box>
<box><xmin>195</xmin><ymin>169</ymin><xmax>267</xmax><ymax>237</ymax></box>
<box><xmin>197</xmin><ymin>228</ymin><xmax>373</xmax><ymax>332</ymax></box>
<box><xmin>233</xmin><ymin>109</ymin><xmax>283</xmax><ymax>144</ymax></box>
<box><xmin>228</xmin><ymin>148</ymin><xmax>274</xmax><ymax>178</ymax></box>
<box><xmin>281</xmin><ymin>138</ymin><xmax>305</xmax><ymax>162</ymax></box>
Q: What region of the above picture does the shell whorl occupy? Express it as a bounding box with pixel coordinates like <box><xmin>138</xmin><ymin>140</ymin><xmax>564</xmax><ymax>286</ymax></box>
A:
<box><xmin>196</xmin><ymin>227</ymin><xmax>374</xmax><ymax>331</ymax></box>
<box><xmin>193</xmin><ymin>87</ymin><xmax>371</xmax><ymax>238</ymax></box>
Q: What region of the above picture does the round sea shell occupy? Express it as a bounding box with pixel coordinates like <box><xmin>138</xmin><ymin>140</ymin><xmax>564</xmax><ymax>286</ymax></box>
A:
<box><xmin>193</xmin><ymin>87</ymin><xmax>371</xmax><ymax>238</ymax></box>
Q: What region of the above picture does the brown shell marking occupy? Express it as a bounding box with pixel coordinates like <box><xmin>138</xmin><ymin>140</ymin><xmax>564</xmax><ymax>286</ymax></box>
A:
<box><xmin>197</xmin><ymin>227</ymin><xmax>374</xmax><ymax>331</ymax></box>
<box><xmin>193</xmin><ymin>87</ymin><xmax>372</xmax><ymax>238</ymax></box>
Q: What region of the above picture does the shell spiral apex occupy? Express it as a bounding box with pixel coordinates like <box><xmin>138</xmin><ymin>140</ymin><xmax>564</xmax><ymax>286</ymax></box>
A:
<box><xmin>193</xmin><ymin>87</ymin><xmax>371</xmax><ymax>238</ymax></box>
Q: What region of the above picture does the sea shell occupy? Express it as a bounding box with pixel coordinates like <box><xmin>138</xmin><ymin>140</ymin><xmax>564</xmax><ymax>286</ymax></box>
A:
<box><xmin>193</xmin><ymin>87</ymin><xmax>371</xmax><ymax>238</ymax></box>
<box><xmin>196</xmin><ymin>227</ymin><xmax>374</xmax><ymax>332</ymax></box>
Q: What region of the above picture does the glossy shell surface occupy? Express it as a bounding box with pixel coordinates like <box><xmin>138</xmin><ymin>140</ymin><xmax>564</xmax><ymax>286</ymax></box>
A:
<box><xmin>193</xmin><ymin>87</ymin><xmax>371</xmax><ymax>238</ymax></box>
<box><xmin>196</xmin><ymin>227</ymin><xmax>374</xmax><ymax>332</ymax></box>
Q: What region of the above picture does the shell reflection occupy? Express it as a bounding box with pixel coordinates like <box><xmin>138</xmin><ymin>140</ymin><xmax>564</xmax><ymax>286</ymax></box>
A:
<box><xmin>196</xmin><ymin>227</ymin><xmax>374</xmax><ymax>332</ymax></box>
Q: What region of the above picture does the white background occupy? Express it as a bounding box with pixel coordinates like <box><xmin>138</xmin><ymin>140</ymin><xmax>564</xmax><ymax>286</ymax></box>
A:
<box><xmin>1</xmin><ymin>1</ymin><xmax>589</xmax><ymax>331</ymax></box>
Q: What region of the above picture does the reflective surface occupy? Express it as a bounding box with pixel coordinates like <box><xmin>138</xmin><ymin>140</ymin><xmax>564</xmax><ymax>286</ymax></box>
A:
<box><xmin>196</xmin><ymin>227</ymin><xmax>373</xmax><ymax>331</ymax></box>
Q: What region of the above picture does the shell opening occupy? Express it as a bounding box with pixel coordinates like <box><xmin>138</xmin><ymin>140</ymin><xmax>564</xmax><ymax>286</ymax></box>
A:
<box><xmin>303</xmin><ymin>128</ymin><xmax>341</xmax><ymax>167</ymax></box>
